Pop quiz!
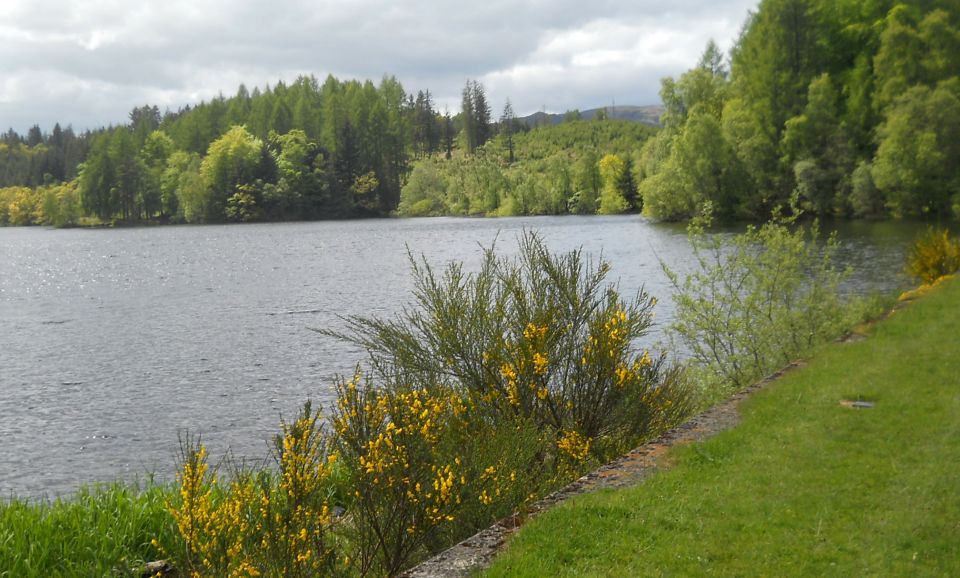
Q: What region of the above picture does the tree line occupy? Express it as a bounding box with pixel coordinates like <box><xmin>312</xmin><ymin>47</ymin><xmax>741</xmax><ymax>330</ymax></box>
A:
<box><xmin>0</xmin><ymin>77</ymin><xmax>492</xmax><ymax>226</ymax></box>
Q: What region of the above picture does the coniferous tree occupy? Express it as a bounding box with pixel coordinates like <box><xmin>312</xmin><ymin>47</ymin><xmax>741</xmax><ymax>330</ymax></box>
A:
<box><xmin>26</xmin><ymin>125</ymin><xmax>43</xmax><ymax>147</ymax></box>
<box><xmin>472</xmin><ymin>81</ymin><xmax>492</xmax><ymax>149</ymax></box>
<box><xmin>500</xmin><ymin>99</ymin><xmax>517</xmax><ymax>164</ymax></box>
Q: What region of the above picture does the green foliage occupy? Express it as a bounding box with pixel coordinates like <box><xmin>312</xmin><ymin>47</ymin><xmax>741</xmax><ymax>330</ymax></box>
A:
<box><xmin>225</xmin><ymin>186</ymin><xmax>261</xmax><ymax>222</ymax></box>
<box><xmin>397</xmin><ymin>161</ymin><xmax>448</xmax><ymax>216</ymax></box>
<box><xmin>201</xmin><ymin>126</ymin><xmax>265</xmax><ymax>222</ymax></box>
<box><xmin>460</xmin><ymin>80</ymin><xmax>492</xmax><ymax>154</ymax></box>
<box><xmin>0</xmin><ymin>185</ymin><xmax>40</xmax><ymax>225</ymax></box>
<box><xmin>906</xmin><ymin>226</ymin><xmax>960</xmax><ymax>283</ymax></box>
<box><xmin>3</xmin><ymin>73</ymin><xmax>436</xmax><ymax>226</ymax></box>
<box><xmin>664</xmin><ymin>207</ymin><xmax>857</xmax><ymax>392</ymax></box>
<box><xmin>0</xmin><ymin>124</ymin><xmax>87</xmax><ymax>189</ymax></box>
<box><xmin>398</xmin><ymin>121</ymin><xmax>653</xmax><ymax>217</ymax></box>
<box><xmin>42</xmin><ymin>180</ymin><xmax>82</xmax><ymax>227</ymax></box>
<box><xmin>642</xmin><ymin>0</ymin><xmax>960</xmax><ymax>222</ymax></box>
<box><xmin>646</xmin><ymin>43</ymin><xmax>740</xmax><ymax>221</ymax></box>
<box><xmin>782</xmin><ymin>73</ymin><xmax>854</xmax><ymax>215</ymax></box>
<box><xmin>597</xmin><ymin>154</ymin><xmax>630</xmax><ymax>214</ymax></box>
<box><xmin>850</xmin><ymin>160</ymin><xmax>884</xmax><ymax>217</ymax></box>
<box><xmin>107</xmin><ymin>127</ymin><xmax>146</xmax><ymax>220</ymax></box>
<box><xmin>872</xmin><ymin>80</ymin><xmax>960</xmax><ymax>216</ymax></box>
<box><xmin>0</xmin><ymin>181</ymin><xmax>83</xmax><ymax>227</ymax></box>
<box><xmin>569</xmin><ymin>151</ymin><xmax>601</xmax><ymax>215</ymax></box>
<box><xmin>642</xmin><ymin>105</ymin><xmax>744</xmax><ymax>221</ymax></box>
<box><xmin>141</xmin><ymin>131</ymin><xmax>175</xmax><ymax>218</ymax></box>
<box><xmin>0</xmin><ymin>482</ymin><xmax>174</xmax><ymax>577</ymax></box>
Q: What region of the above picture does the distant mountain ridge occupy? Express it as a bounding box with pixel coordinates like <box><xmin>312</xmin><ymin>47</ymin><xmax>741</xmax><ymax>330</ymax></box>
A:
<box><xmin>518</xmin><ymin>105</ymin><xmax>663</xmax><ymax>127</ymax></box>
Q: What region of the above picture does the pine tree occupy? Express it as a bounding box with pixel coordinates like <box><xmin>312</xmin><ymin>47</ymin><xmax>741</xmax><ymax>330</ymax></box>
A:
<box><xmin>500</xmin><ymin>99</ymin><xmax>517</xmax><ymax>164</ymax></box>
<box><xmin>472</xmin><ymin>81</ymin><xmax>492</xmax><ymax>148</ymax></box>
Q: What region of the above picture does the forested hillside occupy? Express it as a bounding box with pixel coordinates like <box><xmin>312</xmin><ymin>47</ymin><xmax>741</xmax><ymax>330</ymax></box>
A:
<box><xmin>0</xmin><ymin>68</ymin><xmax>655</xmax><ymax>226</ymax></box>
<box><xmin>398</xmin><ymin>120</ymin><xmax>655</xmax><ymax>216</ymax></box>
<box><xmin>640</xmin><ymin>0</ymin><xmax>960</xmax><ymax>221</ymax></box>
<box><xmin>0</xmin><ymin>76</ymin><xmax>456</xmax><ymax>226</ymax></box>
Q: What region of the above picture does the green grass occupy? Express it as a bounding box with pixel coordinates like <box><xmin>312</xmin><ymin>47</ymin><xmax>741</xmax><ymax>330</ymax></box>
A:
<box><xmin>0</xmin><ymin>482</ymin><xmax>175</xmax><ymax>577</ymax></box>
<box><xmin>484</xmin><ymin>278</ymin><xmax>960</xmax><ymax>577</ymax></box>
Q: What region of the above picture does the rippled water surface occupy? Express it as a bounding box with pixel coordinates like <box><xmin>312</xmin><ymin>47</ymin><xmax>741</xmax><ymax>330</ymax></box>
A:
<box><xmin>0</xmin><ymin>216</ymin><xmax>921</xmax><ymax>497</ymax></box>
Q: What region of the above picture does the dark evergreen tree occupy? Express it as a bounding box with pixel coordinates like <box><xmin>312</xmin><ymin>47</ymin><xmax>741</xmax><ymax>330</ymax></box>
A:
<box><xmin>26</xmin><ymin>125</ymin><xmax>43</xmax><ymax>147</ymax></box>
<box><xmin>472</xmin><ymin>80</ymin><xmax>492</xmax><ymax>148</ymax></box>
<box><xmin>617</xmin><ymin>156</ymin><xmax>639</xmax><ymax>210</ymax></box>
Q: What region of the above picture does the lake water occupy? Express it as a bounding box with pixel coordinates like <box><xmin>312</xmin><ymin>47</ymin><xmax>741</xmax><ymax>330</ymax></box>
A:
<box><xmin>0</xmin><ymin>216</ymin><xmax>923</xmax><ymax>498</ymax></box>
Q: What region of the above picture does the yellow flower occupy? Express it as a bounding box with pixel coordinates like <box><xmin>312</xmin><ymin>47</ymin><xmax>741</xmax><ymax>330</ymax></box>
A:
<box><xmin>523</xmin><ymin>322</ymin><xmax>548</xmax><ymax>341</ymax></box>
<box><xmin>532</xmin><ymin>352</ymin><xmax>549</xmax><ymax>375</ymax></box>
<box><xmin>557</xmin><ymin>429</ymin><xmax>592</xmax><ymax>462</ymax></box>
<box><xmin>499</xmin><ymin>362</ymin><xmax>517</xmax><ymax>382</ymax></box>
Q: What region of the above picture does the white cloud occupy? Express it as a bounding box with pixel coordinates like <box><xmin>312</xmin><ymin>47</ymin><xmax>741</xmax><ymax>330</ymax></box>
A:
<box><xmin>0</xmin><ymin>0</ymin><xmax>758</xmax><ymax>132</ymax></box>
<box><xmin>479</xmin><ymin>10</ymin><xmax>748</xmax><ymax>114</ymax></box>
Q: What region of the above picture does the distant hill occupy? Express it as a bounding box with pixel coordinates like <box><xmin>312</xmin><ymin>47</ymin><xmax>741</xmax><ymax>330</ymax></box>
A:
<box><xmin>519</xmin><ymin>105</ymin><xmax>663</xmax><ymax>127</ymax></box>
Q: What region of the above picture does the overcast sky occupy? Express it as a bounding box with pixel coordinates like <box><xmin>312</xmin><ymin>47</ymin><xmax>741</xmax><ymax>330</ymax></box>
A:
<box><xmin>0</xmin><ymin>0</ymin><xmax>758</xmax><ymax>134</ymax></box>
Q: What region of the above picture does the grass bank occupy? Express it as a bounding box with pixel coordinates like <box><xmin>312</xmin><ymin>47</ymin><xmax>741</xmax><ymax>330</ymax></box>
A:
<box><xmin>484</xmin><ymin>277</ymin><xmax>960</xmax><ymax>577</ymax></box>
<box><xmin>0</xmin><ymin>482</ymin><xmax>173</xmax><ymax>576</ymax></box>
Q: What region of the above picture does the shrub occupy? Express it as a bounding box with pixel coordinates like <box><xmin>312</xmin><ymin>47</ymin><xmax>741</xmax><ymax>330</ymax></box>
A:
<box><xmin>906</xmin><ymin>226</ymin><xmax>960</xmax><ymax>284</ymax></box>
<box><xmin>165</xmin><ymin>403</ymin><xmax>343</xmax><ymax>577</ymax></box>
<box><xmin>665</xmin><ymin>206</ymin><xmax>857</xmax><ymax>393</ymax></box>
<box><xmin>328</xmin><ymin>232</ymin><xmax>692</xmax><ymax>463</ymax></box>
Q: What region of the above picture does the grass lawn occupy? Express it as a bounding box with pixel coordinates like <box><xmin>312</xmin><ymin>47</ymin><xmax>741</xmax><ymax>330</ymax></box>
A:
<box><xmin>484</xmin><ymin>278</ymin><xmax>960</xmax><ymax>577</ymax></box>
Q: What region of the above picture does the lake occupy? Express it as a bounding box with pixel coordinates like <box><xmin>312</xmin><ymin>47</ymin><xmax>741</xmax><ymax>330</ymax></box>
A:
<box><xmin>0</xmin><ymin>216</ymin><xmax>923</xmax><ymax>498</ymax></box>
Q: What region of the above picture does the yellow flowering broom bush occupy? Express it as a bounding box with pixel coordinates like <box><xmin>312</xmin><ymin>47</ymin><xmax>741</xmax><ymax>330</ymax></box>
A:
<box><xmin>166</xmin><ymin>403</ymin><xmax>344</xmax><ymax>578</ymax></box>
<box><xmin>329</xmin><ymin>232</ymin><xmax>691</xmax><ymax>465</ymax></box>
<box><xmin>907</xmin><ymin>226</ymin><xmax>960</xmax><ymax>285</ymax></box>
